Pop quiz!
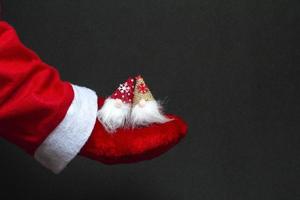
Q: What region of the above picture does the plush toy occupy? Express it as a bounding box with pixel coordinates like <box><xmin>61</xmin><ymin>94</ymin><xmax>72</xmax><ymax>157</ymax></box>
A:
<box><xmin>98</xmin><ymin>75</ymin><xmax>171</xmax><ymax>131</ymax></box>
<box><xmin>97</xmin><ymin>77</ymin><xmax>135</xmax><ymax>132</ymax></box>
<box><xmin>131</xmin><ymin>75</ymin><xmax>170</xmax><ymax>127</ymax></box>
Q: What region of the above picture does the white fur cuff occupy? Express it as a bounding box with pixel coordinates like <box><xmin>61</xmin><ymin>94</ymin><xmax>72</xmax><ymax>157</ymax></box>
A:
<box><xmin>34</xmin><ymin>85</ymin><xmax>98</xmax><ymax>174</ymax></box>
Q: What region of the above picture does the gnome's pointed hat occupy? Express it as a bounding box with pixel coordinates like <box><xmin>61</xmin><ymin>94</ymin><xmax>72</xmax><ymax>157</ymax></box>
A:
<box><xmin>133</xmin><ymin>75</ymin><xmax>155</xmax><ymax>105</ymax></box>
<box><xmin>111</xmin><ymin>77</ymin><xmax>135</xmax><ymax>104</ymax></box>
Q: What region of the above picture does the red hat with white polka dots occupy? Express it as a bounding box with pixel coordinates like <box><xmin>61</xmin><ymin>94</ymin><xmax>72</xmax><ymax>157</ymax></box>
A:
<box><xmin>111</xmin><ymin>77</ymin><xmax>135</xmax><ymax>104</ymax></box>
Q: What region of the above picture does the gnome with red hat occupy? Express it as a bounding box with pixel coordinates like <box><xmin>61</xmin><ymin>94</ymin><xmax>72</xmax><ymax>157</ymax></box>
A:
<box><xmin>97</xmin><ymin>78</ymin><xmax>135</xmax><ymax>132</ymax></box>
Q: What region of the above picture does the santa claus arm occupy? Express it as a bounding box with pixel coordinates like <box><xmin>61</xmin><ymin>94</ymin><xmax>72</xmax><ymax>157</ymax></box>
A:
<box><xmin>0</xmin><ymin>21</ymin><xmax>98</xmax><ymax>173</ymax></box>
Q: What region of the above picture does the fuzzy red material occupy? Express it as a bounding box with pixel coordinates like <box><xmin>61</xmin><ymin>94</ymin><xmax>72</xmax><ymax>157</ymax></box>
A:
<box><xmin>80</xmin><ymin>98</ymin><xmax>188</xmax><ymax>164</ymax></box>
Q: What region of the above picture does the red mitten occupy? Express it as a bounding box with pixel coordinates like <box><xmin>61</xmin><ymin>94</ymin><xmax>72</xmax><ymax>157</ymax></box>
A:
<box><xmin>80</xmin><ymin>98</ymin><xmax>188</xmax><ymax>164</ymax></box>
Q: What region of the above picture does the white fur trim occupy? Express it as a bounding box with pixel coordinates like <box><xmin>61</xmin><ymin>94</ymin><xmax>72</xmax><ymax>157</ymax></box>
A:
<box><xmin>97</xmin><ymin>98</ymin><xmax>131</xmax><ymax>133</ymax></box>
<box><xmin>34</xmin><ymin>85</ymin><xmax>98</xmax><ymax>174</ymax></box>
<box><xmin>130</xmin><ymin>100</ymin><xmax>170</xmax><ymax>127</ymax></box>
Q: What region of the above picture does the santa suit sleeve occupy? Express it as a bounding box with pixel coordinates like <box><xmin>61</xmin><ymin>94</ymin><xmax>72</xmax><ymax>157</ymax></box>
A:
<box><xmin>0</xmin><ymin>21</ymin><xmax>98</xmax><ymax>173</ymax></box>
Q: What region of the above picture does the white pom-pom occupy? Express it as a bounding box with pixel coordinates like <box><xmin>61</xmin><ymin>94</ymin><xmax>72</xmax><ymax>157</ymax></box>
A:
<box><xmin>130</xmin><ymin>100</ymin><xmax>170</xmax><ymax>128</ymax></box>
<box><xmin>97</xmin><ymin>98</ymin><xmax>131</xmax><ymax>133</ymax></box>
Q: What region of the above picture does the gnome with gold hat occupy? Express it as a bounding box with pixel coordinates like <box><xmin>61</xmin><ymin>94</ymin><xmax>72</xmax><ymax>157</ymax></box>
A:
<box><xmin>130</xmin><ymin>75</ymin><xmax>170</xmax><ymax>127</ymax></box>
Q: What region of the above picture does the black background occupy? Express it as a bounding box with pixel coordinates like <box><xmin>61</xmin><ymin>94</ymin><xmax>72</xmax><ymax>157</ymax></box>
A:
<box><xmin>0</xmin><ymin>0</ymin><xmax>299</xmax><ymax>199</ymax></box>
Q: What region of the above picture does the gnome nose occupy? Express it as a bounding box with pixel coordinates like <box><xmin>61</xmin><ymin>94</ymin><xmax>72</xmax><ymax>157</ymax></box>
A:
<box><xmin>114</xmin><ymin>99</ymin><xmax>123</xmax><ymax>108</ymax></box>
<box><xmin>138</xmin><ymin>99</ymin><xmax>146</xmax><ymax>107</ymax></box>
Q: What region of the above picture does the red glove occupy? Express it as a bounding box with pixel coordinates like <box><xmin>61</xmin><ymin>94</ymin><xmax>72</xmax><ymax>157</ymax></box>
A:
<box><xmin>80</xmin><ymin>98</ymin><xmax>187</xmax><ymax>164</ymax></box>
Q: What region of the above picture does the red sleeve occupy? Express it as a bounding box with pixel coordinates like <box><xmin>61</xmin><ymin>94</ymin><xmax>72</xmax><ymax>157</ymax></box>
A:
<box><xmin>0</xmin><ymin>21</ymin><xmax>74</xmax><ymax>155</ymax></box>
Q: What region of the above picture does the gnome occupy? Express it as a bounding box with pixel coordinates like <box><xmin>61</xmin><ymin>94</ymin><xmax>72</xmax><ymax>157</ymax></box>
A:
<box><xmin>130</xmin><ymin>75</ymin><xmax>170</xmax><ymax>127</ymax></box>
<box><xmin>97</xmin><ymin>77</ymin><xmax>135</xmax><ymax>132</ymax></box>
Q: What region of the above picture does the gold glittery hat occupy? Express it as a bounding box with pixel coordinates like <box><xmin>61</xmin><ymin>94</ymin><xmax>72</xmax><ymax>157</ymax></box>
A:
<box><xmin>133</xmin><ymin>75</ymin><xmax>155</xmax><ymax>105</ymax></box>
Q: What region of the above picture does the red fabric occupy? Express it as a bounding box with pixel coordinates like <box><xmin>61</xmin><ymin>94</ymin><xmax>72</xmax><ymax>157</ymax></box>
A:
<box><xmin>0</xmin><ymin>21</ymin><xmax>74</xmax><ymax>154</ymax></box>
<box><xmin>80</xmin><ymin>98</ymin><xmax>188</xmax><ymax>164</ymax></box>
<box><xmin>111</xmin><ymin>77</ymin><xmax>134</xmax><ymax>103</ymax></box>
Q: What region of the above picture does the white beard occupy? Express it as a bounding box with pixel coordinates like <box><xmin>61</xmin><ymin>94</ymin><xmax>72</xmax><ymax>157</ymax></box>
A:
<box><xmin>130</xmin><ymin>100</ymin><xmax>170</xmax><ymax>128</ymax></box>
<box><xmin>97</xmin><ymin>98</ymin><xmax>131</xmax><ymax>133</ymax></box>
